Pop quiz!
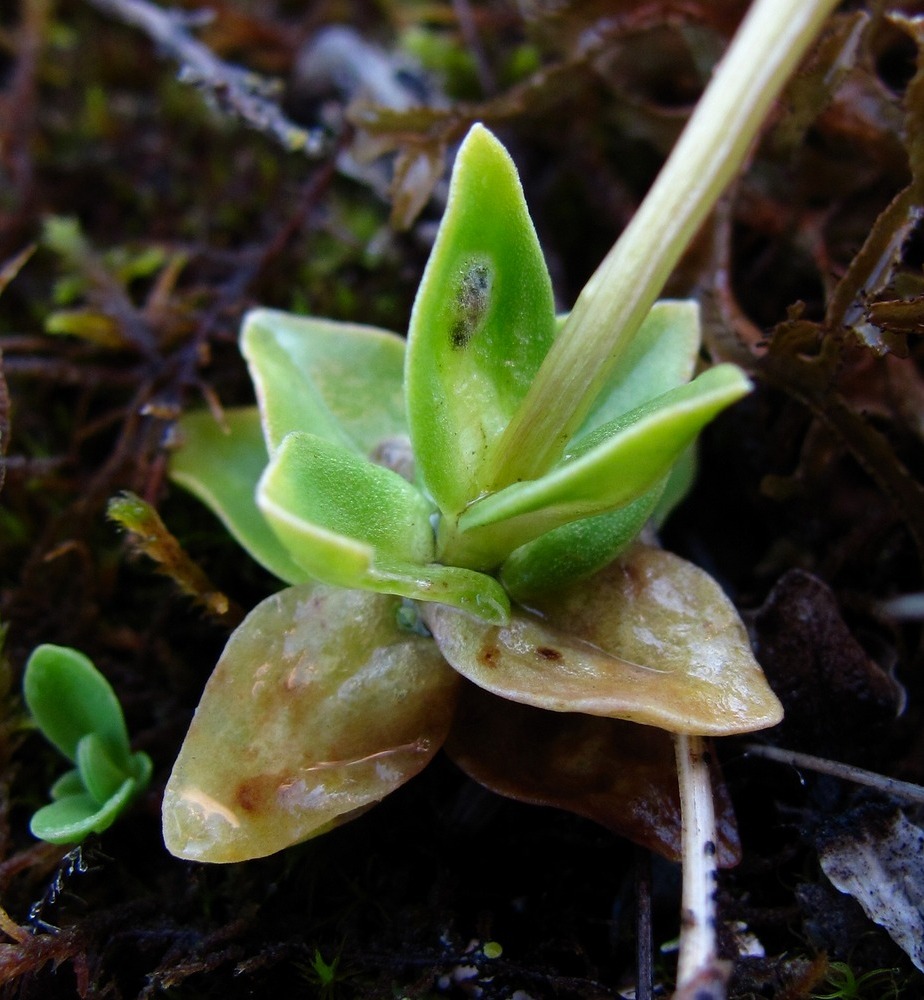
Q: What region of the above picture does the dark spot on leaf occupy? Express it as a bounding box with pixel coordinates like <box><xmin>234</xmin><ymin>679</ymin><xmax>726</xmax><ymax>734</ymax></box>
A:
<box><xmin>704</xmin><ymin>840</ymin><xmax>716</xmax><ymax>856</ymax></box>
<box><xmin>450</xmin><ymin>259</ymin><xmax>491</xmax><ymax>349</ymax></box>
<box><xmin>450</xmin><ymin>319</ymin><xmax>471</xmax><ymax>349</ymax></box>
<box><xmin>478</xmin><ymin>644</ymin><xmax>499</xmax><ymax>668</ymax></box>
<box><xmin>536</xmin><ymin>646</ymin><xmax>563</xmax><ymax>661</ymax></box>
<box><xmin>234</xmin><ymin>777</ymin><xmax>272</xmax><ymax>814</ymax></box>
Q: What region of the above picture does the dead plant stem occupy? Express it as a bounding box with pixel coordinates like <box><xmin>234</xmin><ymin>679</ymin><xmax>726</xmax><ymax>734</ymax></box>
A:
<box><xmin>674</xmin><ymin>733</ymin><xmax>723</xmax><ymax>995</ymax></box>
<box><xmin>744</xmin><ymin>743</ymin><xmax>924</xmax><ymax>806</ymax></box>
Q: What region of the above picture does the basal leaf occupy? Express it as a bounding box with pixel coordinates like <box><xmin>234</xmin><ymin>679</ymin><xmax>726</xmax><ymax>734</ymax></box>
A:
<box><xmin>405</xmin><ymin>124</ymin><xmax>556</xmax><ymax>517</ymax></box>
<box><xmin>258</xmin><ymin>431</ymin><xmax>509</xmax><ymax>622</ymax></box>
<box><xmin>242</xmin><ymin>309</ymin><xmax>407</xmax><ymax>456</ymax></box>
<box><xmin>23</xmin><ymin>645</ymin><xmax>131</xmax><ymax>764</ymax></box>
<box><xmin>425</xmin><ymin>543</ymin><xmax>783</xmax><ymax>736</ymax></box>
<box><xmin>163</xmin><ymin>583</ymin><xmax>461</xmax><ymax>863</ymax></box>
<box><xmin>169</xmin><ymin>407</ymin><xmax>310</xmax><ymax>585</ymax></box>
<box><xmin>30</xmin><ymin>780</ymin><xmax>136</xmax><ymax>845</ymax></box>
<box><xmin>445</xmin><ymin>684</ymin><xmax>741</xmax><ymax>866</ymax></box>
<box><xmin>455</xmin><ymin>364</ymin><xmax>750</xmax><ymax>559</ymax></box>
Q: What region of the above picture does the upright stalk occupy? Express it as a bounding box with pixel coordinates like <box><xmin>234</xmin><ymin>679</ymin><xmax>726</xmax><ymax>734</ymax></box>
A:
<box><xmin>674</xmin><ymin>734</ymin><xmax>725</xmax><ymax>997</ymax></box>
<box><xmin>490</xmin><ymin>0</ymin><xmax>842</xmax><ymax>487</ymax></box>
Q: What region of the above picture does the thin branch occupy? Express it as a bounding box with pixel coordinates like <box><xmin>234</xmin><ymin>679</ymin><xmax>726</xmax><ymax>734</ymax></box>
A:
<box><xmin>81</xmin><ymin>0</ymin><xmax>326</xmax><ymax>157</ymax></box>
<box><xmin>743</xmin><ymin>743</ymin><xmax>924</xmax><ymax>806</ymax></box>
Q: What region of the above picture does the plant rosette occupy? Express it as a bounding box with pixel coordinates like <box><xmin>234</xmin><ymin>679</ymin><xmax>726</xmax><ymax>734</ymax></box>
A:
<box><xmin>24</xmin><ymin>644</ymin><xmax>153</xmax><ymax>845</ymax></box>
<box><xmin>162</xmin><ymin>124</ymin><xmax>782</xmax><ymax>865</ymax></box>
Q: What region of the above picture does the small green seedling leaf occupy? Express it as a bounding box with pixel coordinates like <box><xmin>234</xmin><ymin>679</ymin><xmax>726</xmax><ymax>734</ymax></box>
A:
<box><xmin>405</xmin><ymin>123</ymin><xmax>556</xmax><ymax>516</ymax></box>
<box><xmin>163</xmin><ymin>583</ymin><xmax>461</xmax><ymax>862</ymax></box>
<box><xmin>30</xmin><ymin>780</ymin><xmax>136</xmax><ymax>845</ymax></box>
<box><xmin>24</xmin><ymin>645</ymin><xmax>131</xmax><ymax>763</ymax></box>
<box><xmin>242</xmin><ymin>310</ymin><xmax>408</xmax><ymax>457</ymax></box>
<box><xmin>76</xmin><ymin>732</ymin><xmax>129</xmax><ymax>804</ymax></box>
<box><xmin>170</xmin><ymin>407</ymin><xmax>310</xmax><ymax>585</ymax></box>
<box><xmin>258</xmin><ymin>431</ymin><xmax>509</xmax><ymax>622</ymax></box>
<box><xmin>50</xmin><ymin>769</ymin><xmax>86</xmax><ymax>800</ymax></box>
<box><xmin>455</xmin><ymin>364</ymin><xmax>751</xmax><ymax>559</ymax></box>
<box><xmin>127</xmin><ymin>749</ymin><xmax>153</xmax><ymax>789</ymax></box>
<box><xmin>23</xmin><ymin>644</ymin><xmax>153</xmax><ymax>844</ymax></box>
<box><xmin>425</xmin><ymin>543</ymin><xmax>783</xmax><ymax>736</ymax></box>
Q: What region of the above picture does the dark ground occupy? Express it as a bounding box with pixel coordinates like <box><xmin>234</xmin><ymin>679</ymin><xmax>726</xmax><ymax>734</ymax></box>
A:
<box><xmin>2</xmin><ymin>0</ymin><xmax>924</xmax><ymax>997</ymax></box>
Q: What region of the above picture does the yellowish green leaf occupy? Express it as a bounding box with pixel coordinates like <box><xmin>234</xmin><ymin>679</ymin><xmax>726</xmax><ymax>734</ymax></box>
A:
<box><xmin>425</xmin><ymin>543</ymin><xmax>783</xmax><ymax>736</ymax></box>
<box><xmin>163</xmin><ymin>584</ymin><xmax>460</xmax><ymax>863</ymax></box>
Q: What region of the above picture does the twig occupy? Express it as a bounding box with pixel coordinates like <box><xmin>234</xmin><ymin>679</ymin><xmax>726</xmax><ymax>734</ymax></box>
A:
<box><xmin>743</xmin><ymin>743</ymin><xmax>924</xmax><ymax>806</ymax></box>
<box><xmin>673</xmin><ymin>734</ymin><xmax>730</xmax><ymax>1000</ymax></box>
<box><xmin>80</xmin><ymin>0</ymin><xmax>326</xmax><ymax>157</ymax></box>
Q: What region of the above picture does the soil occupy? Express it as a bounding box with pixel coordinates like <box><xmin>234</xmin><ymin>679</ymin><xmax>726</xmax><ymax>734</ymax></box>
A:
<box><xmin>2</xmin><ymin>1</ymin><xmax>924</xmax><ymax>997</ymax></box>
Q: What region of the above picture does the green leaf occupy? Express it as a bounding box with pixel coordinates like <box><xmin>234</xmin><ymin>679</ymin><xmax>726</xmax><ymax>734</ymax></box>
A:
<box><xmin>424</xmin><ymin>543</ymin><xmax>783</xmax><ymax>736</ymax></box>
<box><xmin>30</xmin><ymin>780</ymin><xmax>136</xmax><ymax>845</ymax></box>
<box><xmin>651</xmin><ymin>444</ymin><xmax>698</xmax><ymax>527</ymax></box>
<box><xmin>576</xmin><ymin>299</ymin><xmax>702</xmax><ymax>435</ymax></box>
<box><xmin>23</xmin><ymin>645</ymin><xmax>131</xmax><ymax>764</ymax></box>
<box><xmin>169</xmin><ymin>407</ymin><xmax>310</xmax><ymax>585</ymax></box>
<box><xmin>455</xmin><ymin>364</ymin><xmax>751</xmax><ymax>559</ymax></box>
<box><xmin>405</xmin><ymin>123</ymin><xmax>556</xmax><ymax>517</ymax></box>
<box><xmin>49</xmin><ymin>769</ymin><xmax>86</xmax><ymax>800</ymax></box>
<box><xmin>258</xmin><ymin>430</ymin><xmax>435</xmax><ymax>577</ymax></box>
<box><xmin>241</xmin><ymin>309</ymin><xmax>408</xmax><ymax>456</ymax></box>
<box><xmin>499</xmin><ymin>484</ymin><xmax>664</xmax><ymax>601</ymax></box>
<box><xmin>258</xmin><ymin>431</ymin><xmax>509</xmax><ymax>622</ymax></box>
<box><xmin>127</xmin><ymin>749</ymin><xmax>153</xmax><ymax>791</ymax></box>
<box><xmin>76</xmin><ymin>732</ymin><xmax>129</xmax><ymax>805</ymax></box>
<box><xmin>162</xmin><ymin>583</ymin><xmax>461</xmax><ymax>863</ymax></box>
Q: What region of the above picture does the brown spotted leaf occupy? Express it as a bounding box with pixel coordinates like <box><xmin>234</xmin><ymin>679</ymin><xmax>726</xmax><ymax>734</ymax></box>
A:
<box><xmin>163</xmin><ymin>584</ymin><xmax>460</xmax><ymax>863</ymax></box>
<box><xmin>445</xmin><ymin>683</ymin><xmax>741</xmax><ymax>865</ymax></box>
<box><xmin>424</xmin><ymin>543</ymin><xmax>783</xmax><ymax>736</ymax></box>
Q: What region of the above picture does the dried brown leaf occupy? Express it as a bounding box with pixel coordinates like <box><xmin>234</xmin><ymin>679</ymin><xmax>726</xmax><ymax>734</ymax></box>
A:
<box><xmin>824</xmin><ymin>185</ymin><xmax>923</xmax><ymax>349</ymax></box>
<box><xmin>751</xmin><ymin>569</ymin><xmax>900</xmax><ymax>761</ymax></box>
<box><xmin>445</xmin><ymin>682</ymin><xmax>741</xmax><ymax>865</ymax></box>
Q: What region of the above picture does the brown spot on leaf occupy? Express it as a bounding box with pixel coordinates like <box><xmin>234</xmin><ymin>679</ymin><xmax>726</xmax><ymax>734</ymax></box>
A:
<box><xmin>234</xmin><ymin>776</ymin><xmax>274</xmax><ymax>814</ymax></box>
<box><xmin>477</xmin><ymin>643</ymin><xmax>499</xmax><ymax>668</ymax></box>
<box><xmin>536</xmin><ymin>646</ymin><xmax>563</xmax><ymax>661</ymax></box>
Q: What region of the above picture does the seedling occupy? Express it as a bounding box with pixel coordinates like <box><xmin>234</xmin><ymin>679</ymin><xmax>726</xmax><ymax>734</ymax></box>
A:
<box><xmin>160</xmin><ymin>0</ymin><xmax>840</xmax><ymax>989</ymax></box>
<box><xmin>23</xmin><ymin>644</ymin><xmax>152</xmax><ymax>845</ymax></box>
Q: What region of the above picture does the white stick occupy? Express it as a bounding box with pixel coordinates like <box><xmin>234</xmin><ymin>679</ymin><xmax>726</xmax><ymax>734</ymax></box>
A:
<box><xmin>674</xmin><ymin>733</ymin><xmax>724</xmax><ymax>995</ymax></box>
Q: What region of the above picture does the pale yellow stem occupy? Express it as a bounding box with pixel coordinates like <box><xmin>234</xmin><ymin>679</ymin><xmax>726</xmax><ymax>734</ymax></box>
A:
<box><xmin>489</xmin><ymin>0</ymin><xmax>842</xmax><ymax>487</ymax></box>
